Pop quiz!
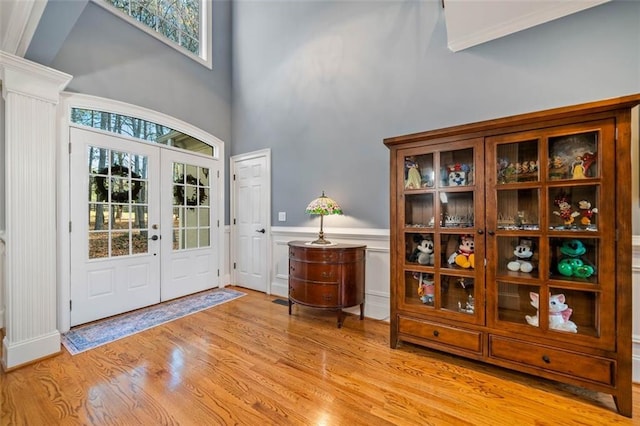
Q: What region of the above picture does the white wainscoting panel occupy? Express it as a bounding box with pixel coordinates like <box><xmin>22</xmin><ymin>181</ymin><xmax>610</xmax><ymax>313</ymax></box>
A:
<box><xmin>633</xmin><ymin>236</ymin><xmax>640</xmax><ymax>383</ymax></box>
<box><xmin>270</xmin><ymin>227</ymin><xmax>390</xmax><ymax>321</ymax></box>
<box><xmin>222</xmin><ymin>226</ymin><xmax>231</xmax><ymax>286</ymax></box>
<box><xmin>0</xmin><ymin>234</ymin><xmax>4</xmax><ymax>330</ymax></box>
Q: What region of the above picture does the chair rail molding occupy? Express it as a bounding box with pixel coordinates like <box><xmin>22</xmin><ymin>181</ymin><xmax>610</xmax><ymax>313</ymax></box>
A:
<box><xmin>0</xmin><ymin>51</ymin><xmax>71</xmax><ymax>370</ymax></box>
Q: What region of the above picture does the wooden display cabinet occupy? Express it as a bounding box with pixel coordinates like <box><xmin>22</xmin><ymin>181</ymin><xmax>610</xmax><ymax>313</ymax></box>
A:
<box><xmin>384</xmin><ymin>94</ymin><xmax>640</xmax><ymax>417</ymax></box>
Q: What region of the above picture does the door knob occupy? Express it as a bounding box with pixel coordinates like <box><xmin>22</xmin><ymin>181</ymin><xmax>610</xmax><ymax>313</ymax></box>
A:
<box><xmin>149</xmin><ymin>235</ymin><xmax>159</xmax><ymax>241</ymax></box>
<box><xmin>256</xmin><ymin>228</ymin><xmax>266</xmax><ymax>233</ymax></box>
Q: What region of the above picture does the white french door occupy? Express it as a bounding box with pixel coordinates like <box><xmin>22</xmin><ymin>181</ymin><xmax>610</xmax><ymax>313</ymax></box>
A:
<box><xmin>70</xmin><ymin>128</ymin><xmax>161</xmax><ymax>326</ymax></box>
<box><xmin>69</xmin><ymin>127</ymin><xmax>219</xmax><ymax>326</ymax></box>
<box><xmin>160</xmin><ymin>149</ymin><xmax>218</xmax><ymax>301</ymax></box>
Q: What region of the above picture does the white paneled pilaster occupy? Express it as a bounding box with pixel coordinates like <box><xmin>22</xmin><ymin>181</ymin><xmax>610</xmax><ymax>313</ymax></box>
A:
<box><xmin>1</xmin><ymin>51</ymin><xmax>71</xmax><ymax>370</ymax></box>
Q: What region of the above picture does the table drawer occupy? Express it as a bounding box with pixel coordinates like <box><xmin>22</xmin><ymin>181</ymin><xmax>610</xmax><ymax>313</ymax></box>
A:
<box><xmin>289</xmin><ymin>279</ymin><xmax>340</xmax><ymax>307</ymax></box>
<box><xmin>289</xmin><ymin>247</ymin><xmax>364</xmax><ymax>263</ymax></box>
<box><xmin>489</xmin><ymin>335</ymin><xmax>615</xmax><ymax>386</ymax></box>
<box><xmin>398</xmin><ymin>316</ymin><xmax>482</xmax><ymax>354</ymax></box>
<box><xmin>289</xmin><ymin>260</ymin><xmax>339</xmax><ymax>282</ymax></box>
<box><xmin>289</xmin><ymin>247</ymin><xmax>339</xmax><ymax>262</ymax></box>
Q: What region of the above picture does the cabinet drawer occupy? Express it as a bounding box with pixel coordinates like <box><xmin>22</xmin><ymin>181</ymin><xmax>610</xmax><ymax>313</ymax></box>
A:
<box><xmin>489</xmin><ymin>335</ymin><xmax>614</xmax><ymax>386</ymax></box>
<box><xmin>398</xmin><ymin>316</ymin><xmax>482</xmax><ymax>354</ymax></box>
<box><xmin>289</xmin><ymin>260</ymin><xmax>339</xmax><ymax>282</ymax></box>
<box><xmin>289</xmin><ymin>279</ymin><xmax>340</xmax><ymax>307</ymax></box>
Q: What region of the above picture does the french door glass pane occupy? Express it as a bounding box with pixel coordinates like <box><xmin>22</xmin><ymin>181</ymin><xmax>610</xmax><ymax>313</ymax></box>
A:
<box><xmin>87</xmin><ymin>145</ymin><xmax>150</xmax><ymax>259</ymax></box>
<box><xmin>171</xmin><ymin>161</ymin><xmax>212</xmax><ymax>251</ymax></box>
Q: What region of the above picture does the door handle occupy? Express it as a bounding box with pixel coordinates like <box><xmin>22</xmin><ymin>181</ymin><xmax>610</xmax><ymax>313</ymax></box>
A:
<box><xmin>149</xmin><ymin>235</ymin><xmax>160</xmax><ymax>241</ymax></box>
<box><xmin>256</xmin><ymin>228</ymin><xmax>266</xmax><ymax>234</ymax></box>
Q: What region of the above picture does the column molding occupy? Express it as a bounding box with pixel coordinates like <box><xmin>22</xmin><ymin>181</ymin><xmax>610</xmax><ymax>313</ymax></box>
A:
<box><xmin>1</xmin><ymin>51</ymin><xmax>71</xmax><ymax>370</ymax></box>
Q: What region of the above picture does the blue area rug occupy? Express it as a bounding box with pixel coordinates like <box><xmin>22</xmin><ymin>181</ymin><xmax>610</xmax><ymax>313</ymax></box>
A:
<box><xmin>61</xmin><ymin>288</ymin><xmax>245</xmax><ymax>355</ymax></box>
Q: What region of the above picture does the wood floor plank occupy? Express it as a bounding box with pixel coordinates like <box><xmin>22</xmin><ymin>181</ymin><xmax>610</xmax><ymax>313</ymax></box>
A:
<box><xmin>1</xmin><ymin>287</ymin><xmax>638</xmax><ymax>425</ymax></box>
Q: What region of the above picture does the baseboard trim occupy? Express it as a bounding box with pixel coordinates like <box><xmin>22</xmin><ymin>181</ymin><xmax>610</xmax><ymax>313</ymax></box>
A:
<box><xmin>2</xmin><ymin>330</ymin><xmax>61</xmax><ymax>371</ymax></box>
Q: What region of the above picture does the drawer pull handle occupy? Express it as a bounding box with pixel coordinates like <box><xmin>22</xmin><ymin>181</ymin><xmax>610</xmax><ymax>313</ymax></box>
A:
<box><xmin>321</xmin><ymin>272</ymin><xmax>333</xmax><ymax>278</ymax></box>
<box><xmin>323</xmin><ymin>294</ymin><xmax>334</xmax><ymax>301</ymax></box>
<box><xmin>290</xmin><ymin>266</ymin><xmax>295</xmax><ymax>272</ymax></box>
<box><xmin>433</xmin><ymin>330</ymin><xmax>439</xmax><ymax>337</ymax></box>
<box><xmin>542</xmin><ymin>355</ymin><xmax>550</xmax><ymax>364</ymax></box>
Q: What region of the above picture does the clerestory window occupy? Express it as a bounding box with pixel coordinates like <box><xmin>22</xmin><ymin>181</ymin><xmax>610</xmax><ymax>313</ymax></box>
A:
<box><xmin>95</xmin><ymin>0</ymin><xmax>212</xmax><ymax>68</ymax></box>
<box><xmin>71</xmin><ymin>108</ymin><xmax>215</xmax><ymax>156</ymax></box>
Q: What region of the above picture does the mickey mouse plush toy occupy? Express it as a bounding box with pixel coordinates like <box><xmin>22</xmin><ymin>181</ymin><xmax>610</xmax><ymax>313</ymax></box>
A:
<box><xmin>507</xmin><ymin>240</ymin><xmax>535</xmax><ymax>273</ymax></box>
<box><xmin>408</xmin><ymin>236</ymin><xmax>435</xmax><ymax>265</ymax></box>
<box><xmin>448</xmin><ymin>235</ymin><xmax>475</xmax><ymax>269</ymax></box>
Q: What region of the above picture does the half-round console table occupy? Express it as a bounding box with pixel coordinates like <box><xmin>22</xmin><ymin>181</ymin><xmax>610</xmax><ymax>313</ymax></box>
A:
<box><xmin>288</xmin><ymin>241</ymin><xmax>366</xmax><ymax>328</ymax></box>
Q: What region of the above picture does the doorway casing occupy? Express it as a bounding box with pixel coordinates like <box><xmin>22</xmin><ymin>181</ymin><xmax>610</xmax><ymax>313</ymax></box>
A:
<box><xmin>57</xmin><ymin>93</ymin><xmax>226</xmax><ymax>333</ymax></box>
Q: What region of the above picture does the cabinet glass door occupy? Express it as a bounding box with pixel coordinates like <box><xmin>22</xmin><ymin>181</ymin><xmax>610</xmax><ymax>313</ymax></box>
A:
<box><xmin>487</xmin><ymin>121</ymin><xmax>616</xmax><ymax>349</ymax></box>
<box><xmin>399</xmin><ymin>140</ymin><xmax>484</xmax><ymax>324</ymax></box>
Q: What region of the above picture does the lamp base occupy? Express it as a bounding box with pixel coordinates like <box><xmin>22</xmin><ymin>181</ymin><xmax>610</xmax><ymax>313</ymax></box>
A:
<box><xmin>310</xmin><ymin>236</ymin><xmax>332</xmax><ymax>245</ymax></box>
<box><xmin>309</xmin><ymin>217</ymin><xmax>336</xmax><ymax>245</ymax></box>
<box><xmin>306</xmin><ymin>240</ymin><xmax>337</xmax><ymax>246</ymax></box>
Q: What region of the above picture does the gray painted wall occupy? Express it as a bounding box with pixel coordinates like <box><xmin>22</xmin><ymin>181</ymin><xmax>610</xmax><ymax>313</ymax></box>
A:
<box><xmin>25</xmin><ymin>0</ymin><xmax>232</xmax><ymax>222</ymax></box>
<box><xmin>17</xmin><ymin>0</ymin><xmax>640</xmax><ymax>229</ymax></box>
<box><xmin>232</xmin><ymin>0</ymin><xmax>640</xmax><ymax>229</ymax></box>
<box><xmin>43</xmin><ymin>1</ymin><xmax>232</xmax><ymax>143</ymax></box>
<box><xmin>25</xmin><ymin>0</ymin><xmax>89</xmax><ymax>66</ymax></box>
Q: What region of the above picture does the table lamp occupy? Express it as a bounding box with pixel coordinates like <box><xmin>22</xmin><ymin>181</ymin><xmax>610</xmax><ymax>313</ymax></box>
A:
<box><xmin>305</xmin><ymin>191</ymin><xmax>343</xmax><ymax>245</ymax></box>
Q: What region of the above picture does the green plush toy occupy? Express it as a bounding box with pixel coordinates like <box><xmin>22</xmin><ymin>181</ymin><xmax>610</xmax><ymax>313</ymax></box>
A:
<box><xmin>557</xmin><ymin>239</ymin><xmax>594</xmax><ymax>278</ymax></box>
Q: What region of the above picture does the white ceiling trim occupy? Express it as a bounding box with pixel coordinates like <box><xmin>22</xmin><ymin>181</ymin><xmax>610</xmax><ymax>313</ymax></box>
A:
<box><xmin>444</xmin><ymin>0</ymin><xmax>611</xmax><ymax>52</ymax></box>
<box><xmin>0</xmin><ymin>0</ymin><xmax>48</xmax><ymax>57</ymax></box>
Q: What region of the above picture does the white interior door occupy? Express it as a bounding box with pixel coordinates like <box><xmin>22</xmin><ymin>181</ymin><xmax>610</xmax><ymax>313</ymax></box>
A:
<box><xmin>231</xmin><ymin>150</ymin><xmax>270</xmax><ymax>293</ymax></box>
<box><xmin>160</xmin><ymin>149</ymin><xmax>219</xmax><ymax>301</ymax></box>
<box><xmin>70</xmin><ymin>127</ymin><xmax>161</xmax><ymax>326</ymax></box>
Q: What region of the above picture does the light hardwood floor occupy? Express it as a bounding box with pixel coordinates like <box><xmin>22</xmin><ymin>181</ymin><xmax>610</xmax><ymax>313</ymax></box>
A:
<box><xmin>1</xmin><ymin>287</ymin><xmax>638</xmax><ymax>425</ymax></box>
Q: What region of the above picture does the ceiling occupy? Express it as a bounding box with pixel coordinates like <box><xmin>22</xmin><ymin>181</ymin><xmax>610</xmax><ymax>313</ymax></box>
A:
<box><xmin>444</xmin><ymin>0</ymin><xmax>612</xmax><ymax>52</ymax></box>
